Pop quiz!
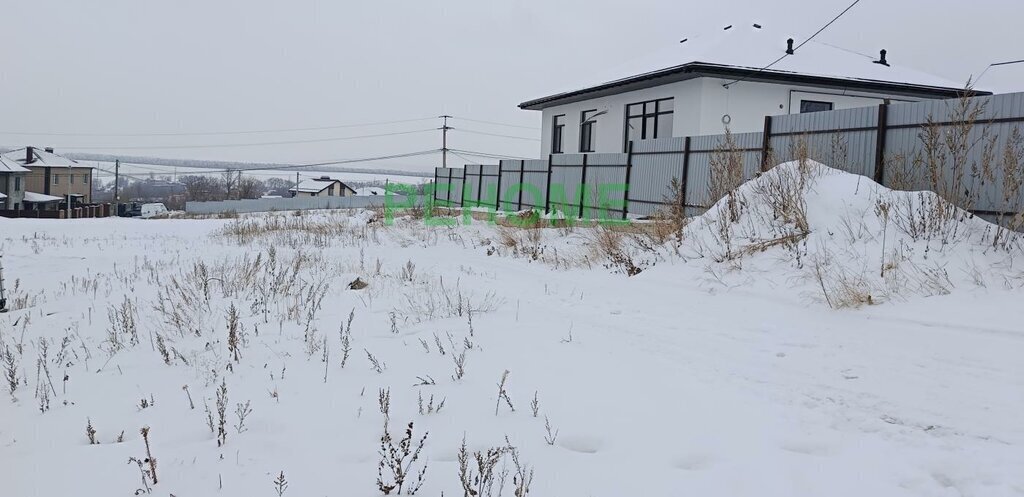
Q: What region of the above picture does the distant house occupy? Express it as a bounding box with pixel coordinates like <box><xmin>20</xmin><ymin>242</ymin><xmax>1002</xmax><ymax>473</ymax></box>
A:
<box><xmin>1</xmin><ymin>147</ymin><xmax>94</xmax><ymax>204</ymax></box>
<box><xmin>22</xmin><ymin>191</ymin><xmax>64</xmax><ymax>211</ymax></box>
<box><xmin>289</xmin><ymin>176</ymin><xmax>356</xmax><ymax>198</ymax></box>
<box><xmin>0</xmin><ymin>156</ymin><xmax>29</xmax><ymax>210</ymax></box>
<box><xmin>519</xmin><ymin>24</ymin><xmax>986</xmax><ymax>155</ymax></box>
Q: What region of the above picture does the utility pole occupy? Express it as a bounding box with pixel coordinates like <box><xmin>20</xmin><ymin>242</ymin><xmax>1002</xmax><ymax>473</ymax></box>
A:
<box><xmin>113</xmin><ymin>159</ymin><xmax>121</xmax><ymax>216</ymax></box>
<box><xmin>295</xmin><ymin>172</ymin><xmax>300</xmax><ymax>197</ymax></box>
<box><xmin>440</xmin><ymin>115</ymin><xmax>452</xmax><ymax>168</ymax></box>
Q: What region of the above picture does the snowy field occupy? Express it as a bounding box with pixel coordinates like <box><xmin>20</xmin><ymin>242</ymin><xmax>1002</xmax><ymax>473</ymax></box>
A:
<box><xmin>2</xmin><ymin>162</ymin><xmax>1023</xmax><ymax>496</ymax></box>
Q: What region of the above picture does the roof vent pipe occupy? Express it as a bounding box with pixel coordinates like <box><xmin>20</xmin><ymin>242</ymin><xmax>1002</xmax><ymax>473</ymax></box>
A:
<box><xmin>874</xmin><ymin>49</ymin><xmax>890</xmax><ymax>66</ymax></box>
<box><xmin>786</xmin><ymin>38</ymin><xmax>795</xmax><ymax>55</ymax></box>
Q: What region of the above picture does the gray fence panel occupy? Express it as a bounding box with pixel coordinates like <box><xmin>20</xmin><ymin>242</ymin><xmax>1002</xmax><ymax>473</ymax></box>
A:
<box><xmin>463</xmin><ymin>164</ymin><xmax>481</xmax><ymax>206</ymax></box>
<box><xmin>498</xmin><ymin>160</ymin><xmax>523</xmax><ymax>210</ymax></box>
<box><xmin>479</xmin><ymin>164</ymin><xmax>500</xmax><ymax>209</ymax></box>
<box><xmin>629</xmin><ymin>138</ymin><xmax>687</xmax><ymax>217</ymax></box>
<box><xmin>772</xmin><ymin>106</ymin><xmax>878</xmax><ymax>134</ymax></box>
<box><xmin>770</xmin><ymin>106</ymin><xmax>878</xmax><ymax>176</ymax></box>
<box><xmin>584</xmin><ymin>162</ymin><xmax>628</xmax><ymax>219</ymax></box>
<box><xmin>449</xmin><ymin>168</ymin><xmax>465</xmax><ymax>206</ymax></box>
<box><xmin>521</xmin><ymin>159</ymin><xmax>549</xmax><ymax>211</ymax></box>
<box><xmin>433</xmin><ymin>167</ymin><xmax>449</xmax><ymax>202</ymax></box>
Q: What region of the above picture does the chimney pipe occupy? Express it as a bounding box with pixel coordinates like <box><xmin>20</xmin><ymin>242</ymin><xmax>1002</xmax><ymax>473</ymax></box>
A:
<box><xmin>25</xmin><ymin>146</ymin><xmax>33</xmax><ymax>164</ymax></box>
<box><xmin>45</xmin><ymin>147</ymin><xmax>54</xmax><ymax>153</ymax></box>
<box><xmin>874</xmin><ymin>49</ymin><xmax>889</xmax><ymax>66</ymax></box>
<box><xmin>786</xmin><ymin>38</ymin><xmax>795</xmax><ymax>55</ymax></box>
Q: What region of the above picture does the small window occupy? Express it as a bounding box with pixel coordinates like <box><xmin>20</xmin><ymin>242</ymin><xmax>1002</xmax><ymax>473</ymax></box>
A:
<box><xmin>328</xmin><ymin>184</ymin><xmax>335</xmax><ymax>196</ymax></box>
<box><xmin>800</xmin><ymin>100</ymin><xmax>833</xmax><ymax>113</ymax></box>
<box><xmin>551</xmin><ymin>115</ymin><xmax>565</xmax><ymax>154</ymax></box>
<box><xmin>14</xmin><ymin>177</ymin><xmax>21</xmax><ymax>191</ymax></box>
<box><xmin>53</xmin><ymin>174</ymin><xmax>59</xmax><ymax>185</ymax></box>
<box><xmin>70</xmin><ymin>174</ymin><xmax>75</xmax><ymax>184</ymax></box>
<box><xmin>83</xmin><ymin>175</ymin><xmax>89</xmax><ymax>184</ymax></box>
<box><xmin>580</xmin><ymin>110</ymin><xmax>598</xmax><ymax>153</ymax></box>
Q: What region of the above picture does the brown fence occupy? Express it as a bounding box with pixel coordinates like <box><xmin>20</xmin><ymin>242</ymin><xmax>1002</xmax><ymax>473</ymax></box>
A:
<box><xmin>0</xmin><ymin>204</ymin><xmax>112</xmax><ymax>219</ymax></box>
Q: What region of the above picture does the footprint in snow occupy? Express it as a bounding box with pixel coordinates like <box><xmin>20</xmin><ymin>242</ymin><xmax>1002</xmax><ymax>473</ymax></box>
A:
<box><xmin>672</xmin><ymin>453</ymin><xmax>715</xmax><ymax>471</ymax></box>
<box><xmin>557</xmin><ymin>435</ymin><xmax>603</xmax><ymax>454</ymax></box>
<box><xmin>780</xmin><ymin>440</ymin><xmax>835</xmax><ymax>456</ymax></box>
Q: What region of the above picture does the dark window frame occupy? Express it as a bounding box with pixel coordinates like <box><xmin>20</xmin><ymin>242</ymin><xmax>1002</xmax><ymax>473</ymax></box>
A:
<box><xmin>799</xmin><ymin>99</ymin><xmax>834</xmax><ymax>113</ymax></box>
<box><xmin>551</xmin><ymin>114</ymin><xmax>565</xmax><ymax>154</ymax></box>
<box><xmin>14</xmin><ymin>176</ymin><xmax>21</xmax><ymax>191</ymax></box>
<box><xmin>623</xmin><ymin>97</ymin><xmax>674</xmax><ymax>151</ymax></box>
<box><xmin>579</xmin><ymin>109</ymin><xmax>598</xmax><ymax>153</ymax></box>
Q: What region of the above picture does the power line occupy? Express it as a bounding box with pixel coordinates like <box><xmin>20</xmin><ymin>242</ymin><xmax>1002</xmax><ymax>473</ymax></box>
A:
<box><xmin>50</xmin><ymin>128</ymin><xmax>437</xmax><ymax>151</ymax></box>
<box><xmin>811</xmin><ymin>40</ymin><xmax>874</xmax><ymax>60</ymax></box>
<box><xmin>165</xmin><ymin>149</ymin><xmax>443</xmax><ymax>175</ymax></box>
<box><xmin>721</xmin><ymin>0</ymin><xmax>862</xmax><ymax>88</ymax></box>
<box><xmin>975</xmin><ymin>58</ymin><xmax>1024</xmax><ymax>85</ymax></box>
<box><xmin>448</xmin><ymin>148</ymin><xmax>532</xmax><ymax>160</ymax></box>
<box><xmin>450</xmin><ymin>116</ymin><xmax>538</xmax><ymax>130</ymax></box>
<box><xmin>95</xmin><ymin>149</ymin><xmax>441</xmax><ymax>177</ymax></box>
<box><xmin>449</xmin><ymin>151</ymin><xmax>479</xmax><ymax>164</ymax></box>
<box><xmin>451</xmin><ymin>128</ymin><xmax>541</xmax><ymax>142</ymax></box>
<box><xmin>0</xmin><ymin>117</ymin><xmax>438</xmax><ymax>137</ymax></box>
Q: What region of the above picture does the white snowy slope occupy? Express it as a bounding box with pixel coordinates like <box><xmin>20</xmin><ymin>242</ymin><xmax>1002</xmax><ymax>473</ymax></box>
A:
<box><xmin>0</xmin><ymin>162</ymin><xmax>1022</xmax><ymax>497</ymax></box>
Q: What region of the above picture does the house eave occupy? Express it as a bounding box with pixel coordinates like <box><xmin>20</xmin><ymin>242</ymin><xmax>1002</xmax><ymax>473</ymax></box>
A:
<box><xmin>518</xmin><ymin>63</ymin><xmax>990</xmax><ymax>110</ymax></box>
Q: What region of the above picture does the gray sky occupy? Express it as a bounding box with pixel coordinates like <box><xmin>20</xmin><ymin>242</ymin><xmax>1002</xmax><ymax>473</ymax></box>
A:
<box><xmin>2</xmin><ymin>0</ymin><xmax>1021</xmax><ymax>172</ymax></box>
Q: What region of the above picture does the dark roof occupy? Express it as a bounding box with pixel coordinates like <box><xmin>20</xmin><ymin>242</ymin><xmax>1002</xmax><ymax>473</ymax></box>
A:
<box><xmin>519</xmin><ymin>63</ymin><xmax>988</xmax><ymax>110</ymax></box>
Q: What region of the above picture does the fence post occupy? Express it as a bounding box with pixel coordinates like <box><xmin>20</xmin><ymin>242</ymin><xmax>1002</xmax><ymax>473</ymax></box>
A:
<box><xmin>459</xmin><ymin>170</ymin><xmax>467</xmax><ymax>207</ymax></box>
<box><xmin>622</xmin><ymin>142</ymin><xmax>634</xmax><ymax>220</ymax></box>
<box><xmin>446</xmin><ymin>168</ymin><xmax>454</xmax><ymax>206</ymax></box>
<box><xmin>544</xmin><ymin>155</ymin><xmax>553</xmax><ymax>214</ymax></box>
<box><xmin>476</xmin><ymin>166</ymin><xmax>484</xmax><ymax>207</ymax></box>
<box><xmin>517</xmin><ymin>160</ymin><xmax>526</xmax><ymax>211</ymax></box>
<box><xmin>578</xmin><ymin>153</ymin><xmax>588</xmax><ymax>219</ymax></box>
<box><xmin>495</xmin><ymin>161</ymin><xmax>504</xmax><ymax>211</ymax></box>
<box><xmin>433</xmin><ymin>168</ymin><xmax>439</xmax><ymax>202</ymax></box>
<box><xmin>760</xmin><ymin>115</ymin><xmax>773</xmax><ymax>172</ymax></box>
<box><xmin>681</xmin><ymin>136</ymin><xmax>691</xmax><ymax>212</ymax></box>
<box><xmin>873</xmin><ymin>103</ymin><xmax>889</xmax><ymax>185</ymax></box>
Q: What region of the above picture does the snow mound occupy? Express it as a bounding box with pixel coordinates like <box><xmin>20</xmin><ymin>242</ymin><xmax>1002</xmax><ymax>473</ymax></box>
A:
<box><xmin>678</xmin><ymin>160</ymin><xmax>1024</xmax><ymax>307</ymax></box>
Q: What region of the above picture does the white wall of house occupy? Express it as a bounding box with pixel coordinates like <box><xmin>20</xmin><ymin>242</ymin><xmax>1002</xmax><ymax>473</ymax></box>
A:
<box><xmin>0</xmin><ymin>174</ymin><xmax>26</xmax><ymax>210</ymax></box>
<box><xmin>536</xmin><ymin>77</ymin><xmax>921</xmax><ymax>156</ymax></box>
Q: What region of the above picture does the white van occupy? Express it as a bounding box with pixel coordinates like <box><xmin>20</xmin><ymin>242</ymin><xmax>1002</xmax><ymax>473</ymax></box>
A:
<box><xmin>139</xmin><ymin>203</ymin><xmax>169</xmax><ymax>219</ymax></box>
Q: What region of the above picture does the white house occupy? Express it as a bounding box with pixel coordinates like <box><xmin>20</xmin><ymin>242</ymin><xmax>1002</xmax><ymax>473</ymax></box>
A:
<box><xmin>289</xmin><ymin>176</ymin><xmax>356</xmax><ymax>198</ymax></box>
<box><xmin>0</xmin><ymin>156</ymin><xmax>29</xmax><ymax>210</ymax></box>
<box><xmin>520</xmin><ymin>24</ymin><xmax>984</xmax><ymax>156</ymax></box>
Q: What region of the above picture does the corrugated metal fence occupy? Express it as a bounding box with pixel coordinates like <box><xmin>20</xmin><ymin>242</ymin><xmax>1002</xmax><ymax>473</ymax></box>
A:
<box><xmin>435</xmin><ymin>91</ymin><xmax>1024</xmax><ymax>221</ymax></box>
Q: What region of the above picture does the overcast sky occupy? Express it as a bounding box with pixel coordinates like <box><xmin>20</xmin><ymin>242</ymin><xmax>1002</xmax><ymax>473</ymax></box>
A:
<box><xmin>2</xmin><ymin>0</ymin><xmax>1021</xmax><ymax>172</ymax></box>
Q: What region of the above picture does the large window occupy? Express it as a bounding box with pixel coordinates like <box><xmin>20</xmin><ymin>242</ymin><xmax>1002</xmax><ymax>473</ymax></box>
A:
<box><xmin>625</xmin><ymin>98</ymin><xmax>673</xmax><ymax>150</ymax></box>
<box><xmin>800</xmin><ymin>100</ymin><xmax>833</xmax><ymax>113</ymax></box>
<box><xmin>579</xmin><ymin>110</ymin><xmax>598</xmax><ymax>153</ymax></box>
<box><xmin>551</xmin><ymin>114</ymin><xmax>565</xmax><ymax>154</ymax></box>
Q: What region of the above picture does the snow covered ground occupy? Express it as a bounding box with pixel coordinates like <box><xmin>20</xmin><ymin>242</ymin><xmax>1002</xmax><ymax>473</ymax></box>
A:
<box><xmin>1</xmin><ymin>162</ymin><xmax>1023</xmax><ymax>496</ymax></box>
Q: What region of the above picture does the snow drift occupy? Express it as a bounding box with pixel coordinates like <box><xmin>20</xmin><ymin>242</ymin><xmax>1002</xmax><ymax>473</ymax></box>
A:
<box><xmin>669</xmin><ymin>160</ymin><xmax>1024</xmax><ymax>307</ymax></box>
